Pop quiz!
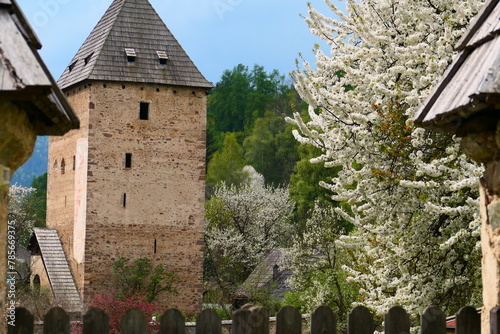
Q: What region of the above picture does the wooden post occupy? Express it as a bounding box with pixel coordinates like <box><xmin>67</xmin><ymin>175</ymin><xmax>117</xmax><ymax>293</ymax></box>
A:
<box><xmin>456</xmin><ymin>306</ymin><xmax>480</xmax><ymax>334</ymax></box>
<box><xmin>276</xmin><ymin>306</ymin><xmax>301</xmax><ymax>334</ymax></box>
<box><xmin>83</xmin><ymin>308</ymin><xmax>109</xmax><ymax>334</ymax></box>
<box><xmin>420</xmin><ymin>306</ymin><xmax>445</xmax><ymax>334</ymax></box>
<box><xmin>120</xmin><ymin>308</ymin><xmax>147</xmax><ymax>334</ymax></box>
<box><xmin>311</xmin><ymin>305</ymin><xmax>336</xmax><ymax>334</ymax></box>
<box><xmin>160</xmin><ymin>309</ymin><xmax>185</xmax><ymax>334</ymax></box>
<box><xmin>8</xmin><ymin>308</ymin><xmax>34</xmax><ymax>334</ymax></box>
<box><xmin>44</xmin><ymin>307</ymin><xmax>70</xmax><ymax>334</ymax></box>
<box><xmin>384</xmin><ymin>306</ymin><xmax>409</xmax><ymax>334</ymax></box>
<box><xmin>348</xmin><ymin>305</ymin><xmax>373</xmax><ymax>334</ymax></box>
<box><xmin>196</xmin><ymin>309</ymin><xmax>221</xmax><ymax>334</ymax></box>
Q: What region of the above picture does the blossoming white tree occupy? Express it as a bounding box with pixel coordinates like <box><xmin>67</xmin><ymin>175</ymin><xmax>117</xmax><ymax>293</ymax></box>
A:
<box><xmin>285</xmin><ymin>202</ymin><xmax>357</xmax><ymax>329</ymax></box>
<box><xmin>205</xmin><ymin>166</ymin><xmax>295</xmax><ymax>290</ymax></box>
<box><xmin>8</xmin><ymin>184</ymin><xmax>36</xmax><ymax>245</ymax></box>
<box><xmin>288</xmin><ymin>0</ymin><xmax>485</xmax><ymax>316</ymax></box>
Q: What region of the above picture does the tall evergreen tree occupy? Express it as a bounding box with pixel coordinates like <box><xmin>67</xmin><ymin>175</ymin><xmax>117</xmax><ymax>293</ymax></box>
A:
<box><xmin>206</xmin><ymin>133</ymin><xmax>247</xmax><ymax>195</ymax></box>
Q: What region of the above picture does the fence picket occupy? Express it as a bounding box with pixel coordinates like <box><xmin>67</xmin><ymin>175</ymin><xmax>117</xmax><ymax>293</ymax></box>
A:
<box><xmin>420</xmin><ymin>306</ymin><xmax>445</xmax><ymax>334</ymax></box>
<box><xmin>276</xmin><ymin>306</ymin><xmax>301</xmax><ymax>334</ymax></box>
<box><xmin>9</xmin><ymin>303</ymin><xmax>488</xmax><ymax>334</ymax></box>
<box><xmin>456</xmin><ymin>306</ymin><xmax>480</xmax><ymax>334</ymax></box>
<box><xmin>120</xmin><ymin>308</ymin><xmax>147</xmax><ymax>334</ymax></box>
<box><xmin>311</xmin><ymin>305</ymin><xmax>336</xmax><ymax>334</ymax></box>
<box><xmin>491</xmin><ymin>306</ymin><xmax>500</xmax><ymax>334</ymax></box>
<box><xmin>44</xmin><ymin>307</ymin><xmax>70</xmax><ymax>334</ymax></box>
<box><xmin>160</xmin><ymin>309</ymin><xmax>185</xmax><ymax>334</ymax></box>
<box><xmin>384</xmin><ymin>306</ymin><xmax>409</xmax><ymax>334</ymax></box>
<box><xmin>8</xmin><ymin>308</ymin><xmax>33</xmax><ymax>334</ymax></box>
<box><xmin>249</xmin><ymin>306</ymin><xmax>269</xmax><ymax>334</ymax></box>
<box><xmin>348</xmin><ymin>305</ymin><xmax>373</xmax><ymax>334</ymax></box>
<box><xmin>83</xmin><ymin>307</ymin><xmax>109</xmax><ymax>334</ymax></box>
<box><xmin>233</xmin><ymin>309</ymin><xmax>252</xmax><ymax>334</ymax></box>
<box><xmin>196</xmin><ymin>309</ymin><xmax>221</xmax><ymax>334</ymax></box>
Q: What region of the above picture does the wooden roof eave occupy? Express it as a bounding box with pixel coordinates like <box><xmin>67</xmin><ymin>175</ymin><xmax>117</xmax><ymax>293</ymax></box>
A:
<box><xmin>414</xmin><ymin>50</ymin><xmax>472</xmax><ymax>128</ymax></box>
<box><xmin>7</xmin><ymin>0</ymin><xmax>42</xmax><ymax>49</ymax></box>
<box><xmin>417</xmin><ymin>98</ymin><xmax>493</xmax><ymax>134</ymax></box>
<box><xmin>0</xmin><ymin>0</ymin><xmax>79</xmax><ymax>135</ymax></box>
<box><xmin>455</xmin><ymin>0</ymin><xmax>500</xmax><ymax>51</ymax></box>
<box><xmin>415</xmin><ymin>0</ymin><xmax>500</xmax><ymax>132</ymax></box>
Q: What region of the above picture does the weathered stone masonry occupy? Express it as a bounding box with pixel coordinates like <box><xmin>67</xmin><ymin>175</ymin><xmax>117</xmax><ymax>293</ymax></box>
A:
<box><xmin>48</xmin><ymin>81</ymin><xmax>207</xmax><ymax>313</ymax></box>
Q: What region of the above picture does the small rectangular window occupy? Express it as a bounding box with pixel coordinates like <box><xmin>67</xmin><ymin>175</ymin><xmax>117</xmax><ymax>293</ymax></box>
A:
<box><xmin>140</xmin><ymin>102</ymin><xmax>149</xmax><ymax>120</ymax></box>
<box><xmin>123</xmin><ymin>193</ymin><xmax>127</xmax><ymax>207</ymax></box>
<box><xmin>125</xmin><ymin>48</ymin><xmax>136</xmax><ymax>63</ymax></box>
<box><xmin>157</xmin><ymin>51</ymin><xmax>168</xmax><ymax>65</ymax></box>
<box><xmin>125</xmin><ymin>153</ymin><xmax>132</xmax><ymax>168</ymax></box>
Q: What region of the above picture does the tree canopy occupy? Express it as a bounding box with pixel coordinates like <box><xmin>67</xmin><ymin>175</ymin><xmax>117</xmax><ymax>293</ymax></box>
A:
<box><xmin>288</xmin><ymin>0</ymin><xmax>484</xmax><ymax>316</ymax></box>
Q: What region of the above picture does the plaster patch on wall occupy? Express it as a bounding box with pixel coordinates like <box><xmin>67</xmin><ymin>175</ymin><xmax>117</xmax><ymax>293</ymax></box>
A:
<box><xmin>74</xmin><ymin>137</ymin><xmax>88</xmax><ymax>264</ymax></box>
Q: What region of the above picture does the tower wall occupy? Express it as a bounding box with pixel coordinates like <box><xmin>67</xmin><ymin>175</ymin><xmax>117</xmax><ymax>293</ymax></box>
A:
<box><xmin>49</xmin><ymin>80</ymin><xmax>206</xmax><ymax>313</ymax></box>
<box><xmin>47</xmin><ymin>85</ymin><xmax>90</xmax><ymax>295</ymax></box>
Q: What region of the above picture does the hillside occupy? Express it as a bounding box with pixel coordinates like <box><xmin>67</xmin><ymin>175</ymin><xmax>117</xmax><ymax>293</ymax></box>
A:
<box><xmin>11</xmin><ymin>136</ymin><xmax>48</xmax><ymax>187</ymax></box>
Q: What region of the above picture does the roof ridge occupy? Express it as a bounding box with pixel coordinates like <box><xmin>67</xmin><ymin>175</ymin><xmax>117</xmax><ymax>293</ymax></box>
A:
<box><xmin>86</xmin><ymin>0</ymin><xmax>126</xmax><ymax>81</ymax></box>
<box><xmin>57</xmin><ymin>0</ymin><xmax>212</xmax><ymax>89</ymax></box>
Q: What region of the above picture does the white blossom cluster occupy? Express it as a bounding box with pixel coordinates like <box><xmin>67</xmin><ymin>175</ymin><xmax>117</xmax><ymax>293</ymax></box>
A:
<box><xmin>288</xmin><ymin>0</ymin><xmax>484</xmax><ymax>316</ymax></box>
<box><xmin>205</xmin><ymin>166</ymin><xmax>295</xmax><ymax>278</ymax></box>
<box><xmin>8</xmin><ymin>184</ymin><xmax>36</xmax><ymax>243</ymax></box>
<box><xmin>284</xmin><ymin>202</ymin><xmax>356</xmax><ymax>330</ymax></box>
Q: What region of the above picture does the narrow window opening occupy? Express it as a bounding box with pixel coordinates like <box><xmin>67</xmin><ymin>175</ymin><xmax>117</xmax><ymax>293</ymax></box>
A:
<box><xmin>33</xmin><ymin>275</ymin><xmax>41</xmax><ymax>293</ymax></box>
<box><xmin>73</xmin><ymin>156</ymin><xmax>76</xmax><ymax>171</ymax></box>
<box><xmin>154</xmin><ymin>239</ymin><xmax>157</xmax><ymax>254</ymax></box>
<box><xmin>125</xmin><ymin>153</ymin><xmax>132</xmax><ymax>168</ymax></box>
<box><xmin>139</xmin><ymin>102</ymin><xmax>149</xmax><ymax>120</ymax></box>
<box><xmin>53</xmin><ymin>159</ymin><xmax>58</xmax><ymax>170</ymax></box>
<box><xmin>61</xmin><ymin>159</ymin><xmax>66</xmax><ymax>175</ymax></box>
<box><xmin>123</xmin><ymin>193</ymin><xmax>127</xmax><ymax>207</ymax></box>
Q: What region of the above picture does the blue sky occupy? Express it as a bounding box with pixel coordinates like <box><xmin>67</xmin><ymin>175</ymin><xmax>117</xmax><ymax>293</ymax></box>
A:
<box><xmin>15</xmin><ymin>0</ymin><xmax>342</xmax><ymax>85</ymax></box>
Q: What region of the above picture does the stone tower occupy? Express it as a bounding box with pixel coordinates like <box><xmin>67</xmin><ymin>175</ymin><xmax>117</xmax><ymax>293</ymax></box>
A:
<box><xmin>47</xmin><ymin>0</ymin><xmax>212</xmax><ymax>313</ymax></box>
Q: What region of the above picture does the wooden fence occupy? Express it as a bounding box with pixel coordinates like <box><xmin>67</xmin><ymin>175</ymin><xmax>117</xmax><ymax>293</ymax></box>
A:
<box><xmin>7</xmin><ymin>304</ymin><xmax>497</xmax><ymax>334</ymax></box>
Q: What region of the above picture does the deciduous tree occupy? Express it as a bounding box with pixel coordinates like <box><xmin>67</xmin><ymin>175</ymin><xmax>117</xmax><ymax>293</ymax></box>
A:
<box><xmin>8</xmin><ymin>184</ymin><xmax>36</xmax><ymax>245</ymax></box>
<box><xmin>288</xmin><ymin>0</ymin><xmax>484</xmax><ymax>316</ymax></box>
<box><xmin>205</xmin><ymin>166</ymin><xmax>295</xmax><ymax>290</ymax></box>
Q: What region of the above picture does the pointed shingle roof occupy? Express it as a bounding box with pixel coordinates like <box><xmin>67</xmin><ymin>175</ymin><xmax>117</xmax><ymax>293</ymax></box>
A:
<box><xmin>57</xmin><ymin>0</ymin><xmax>212</xmax><ymax>90</ymax></box>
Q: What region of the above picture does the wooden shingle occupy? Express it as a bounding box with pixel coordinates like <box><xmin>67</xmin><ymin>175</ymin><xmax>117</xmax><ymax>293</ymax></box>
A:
<box><xmin>235</xmin><ymin>249</ymin><xmax>293</xmax><ymax>301</ymax></box>
<box><xmin>415</xmin><ymin>0</ymin><xmax>500</xmax><ymax>133</ymax></box>
<box><xmin>57</xmin><ymin>0</ymin><xmax>213</xmax><ymax>90</ymax></box>
<box><xmin>0</xmin><ymin>0</ymin><xmax>79</xmax><ymax>135</ymax></box>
